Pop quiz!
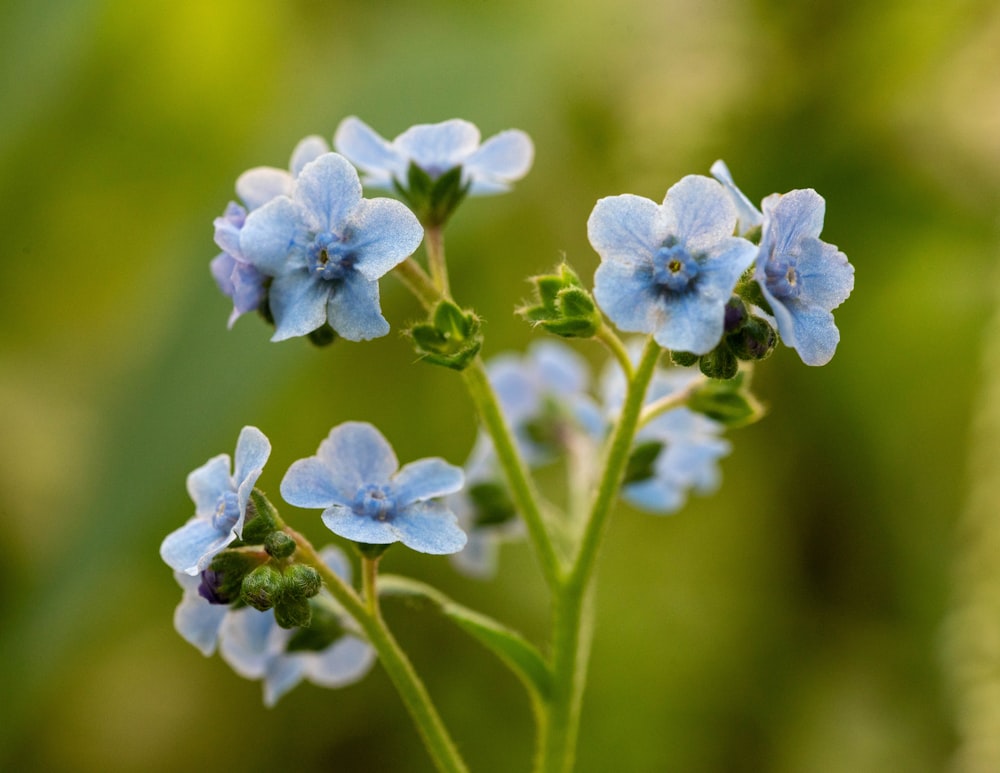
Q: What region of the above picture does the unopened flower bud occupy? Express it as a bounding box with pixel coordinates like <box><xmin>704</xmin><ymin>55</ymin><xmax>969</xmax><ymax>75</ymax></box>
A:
<box><xmin>241</xmin><ymin>564</ymin><xmax>282</xmax><ymax>611</ymax></box>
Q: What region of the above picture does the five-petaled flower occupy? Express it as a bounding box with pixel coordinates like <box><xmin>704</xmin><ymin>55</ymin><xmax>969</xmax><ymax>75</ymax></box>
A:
<box><xmin>589</xmin><ymin>175</ymin><xmax>758</xmax><ymax>355</ymax></box>
<box><xmin>754</xmin><ymin>189</ymin><xmax>854</xmax><ymax>366</ymax></box>
<box><xmin>238</xmin><ymin>153</ymin><xmax>424</xmax><ymax>342</ymax></box>
<box><xmin>334</xmin><ymin>116</ymin><xmax>534</xmax><ymax>196</ymax></box>
<box><xmin>160</xmin><ymin>426</ymin><xmax>271</xmax><ymax>575</ymax></box>
<box><xmin>281</xmin><ymin>422</ymin><xmax>467</xmax><ymax>554</ymax></box>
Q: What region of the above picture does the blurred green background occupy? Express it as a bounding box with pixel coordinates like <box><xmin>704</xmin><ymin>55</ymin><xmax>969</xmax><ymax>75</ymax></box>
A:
<box><xmin>2</xmin><ymin>0</ymin><xmax>1000</xmax><ymax>770</ymax></box>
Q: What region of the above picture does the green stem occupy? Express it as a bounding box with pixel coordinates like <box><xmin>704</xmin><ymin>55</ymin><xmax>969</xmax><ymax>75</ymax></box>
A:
<box><xmin>637</xmin><ymin>373</ymin><xmax>705</xmax><ymax>428</ymax></box>
<box><xmin>362</xmin><ymin>555</ymin><xmax>381</xmax><ymax>618</ymax></box>
<box><xmin>463</xmin><ymin>359</ymin><xmax>564</xmax><ymax>588</ymax></box>
<box><xmin>536</xmin><ymin>336</ymin><xmax>661</xmax><ymax>773</ymax></box>
<box><xmin>287</xmin><ymin>529</ymin><xmax>468</xmax><ymax>773</ymax></box>
<box><xmin>595</xmin><ymin>322</ymin><xmax>634</xmax><ymax>380</ymax></box>
<box><xmin>425</xmin><ymin>225</ymin><xmax>451</xmax><ymax>298</ymax></box>
<box><xmin>394</xmin><ymin>257</ymin><xmax>439</xmax><ymax>310</ymax></box>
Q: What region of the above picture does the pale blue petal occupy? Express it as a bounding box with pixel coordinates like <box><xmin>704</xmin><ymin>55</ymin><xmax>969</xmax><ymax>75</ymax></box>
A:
<box><xmin>464</xmin><ymin>129</ymin><xmax>534</xmax><ymax>193</ymax></box>
<box><xmin>663</xmin><ymin>175</ymin><xmax>737</xmax><ymax>253</ymax></box>
<box><xmin>794</xmin><ymin>238</ymin><xmax>854</xmax><ymax>310</ymax></box>
<box><xmin>593</xmin><ymin>260</ymin><xmax>662</xmax><ymax>333</ymax></box>
<box><xmin>392</xmin><ymin>458</ymin><xmax>464</xmax><ymax>504</ymax></box>
<box><xmin>342</xmin><ymin>197</ymin><xmax>424</xmax><ymax>281</ymax></box>
<box><xmin>326</xmin><ymin>272</ymin><xmax>389</xmax><ymax>342</ymax></box>
<box><xmin>529</xmin><ymin>340</ymin><xmax>590</xmax><ymax>395</ymax></box>
<box><xmin>236</xmin><ymin>167</ymin><xmax>294</xmax><ymax>211</ymax></box>
<box><xmin>394</xmin><ymin>119</ymin><xmax>480</xmax><ymax>176</ymax></box>
<box><xmin>239</xmin><ymin>197</ymin><xmax>308</xmax><ymax>275</ymax></box>
<box><xmin>487</xmin><ymin>355</ymin><xmax>540</xmax><ymax>424</ymax></box>
<box><xmin>281</xmin><ymin>457</ymin><xmax>348</xmax><ymax>509</ymax></box>
<box><xmin>322</xmin><ymin>504</ymin><xmax>398</xmax><ymax>544</ymax></box>
<box><xmin>334</xmin><ymin>116</ymin><xmax>406</xmax><ymax>185</ymax></box>
<box><xmin>698</xmin><ymin>237</ymin><xmax>758</xmax><ymax>293</ymax></box>
<box><xmin>317</xmin><ymin>422</ymin><xmax>399</xmax><ymax>490</ymax></box>
<box><xmin>268</xmin><ymin>270</ymin><xmax>330</xmax><ymax>342</ymax></box>
<box><xmin>777</xmin><ymin>301</ymin><xmax>841</xmax><ymax>366</ymax></box>
<box><xmin>219</xmin><ymin>607</ymin><xmax>279</xmax><ymax>679</ymax></box>
<box><xmin>263</xmin><ymin>657</ymin><xmax>307</xmax><ymax>707</ymax></box>
<box><xmin>318</xmin><ymin>545</ymin><xmax>353</xmax><ymax>583</ymax></box>
<box><xmin>761</xmin><ymin>190</ymin><xmax>825</xmax><ymax>252</ymax></box>
<box><xmin>173</xmin><ymin>574</ymin><xmax>228</xmax><ymax>656</ymax></box>
<box><xmin>709</xmin><ymin>160</ymin><xmax>763</xmax><ymax>236</ymax></box>
<box><xmin>290</xmin><ymin>135</ymin><xmax>330</xmax><ymax>177</ymax></box>
<box><xmin>160</xmin><ymin>517</ymin><xmax>236</xmax><ymax>575</ymax></box>
<box><xmin>294</xmin><ymin>153</ymin><xmax>363</xmax><ymax>233</ymax></box>
<box><xmin>624</xmin><ymin>477</ymin><xmax>685</xmax><ymax>514</ymax></box>
<box><xmin>304</xmin><ymin>636</ymin><xmax>376</xmax><ymax>688</ymax></box>
<box><xmin>393</xmin><ymin>501</ymin><xmax>468</xmax><ymax>555</ymax></box>
<box><xmin>451</xmin><ymin>530</ymin><xmax>500</xmax><ymax>578</ymax></box>
<box><xmin>653</xmin><ymin>289</ymin><xmax>725</xmax><ymax>355</ymax></box>
<box><xmin>213</xmin><ymin>202</ymin><xmax>246</xmax><ymax>256</ymax></box>
<box><xmin>234</xmin><ymin>426</ymin><xmax>271</xmax><ymax>485</ymax></box>
<box><xmin>587</xmin><ymin>194</ymin><xmax>659</xmax><ymax>267</ymax></box>
<box><xmin>186</xmin><ymin>454</ymin><xmax>231</xmax><ymax>516</ymax></box>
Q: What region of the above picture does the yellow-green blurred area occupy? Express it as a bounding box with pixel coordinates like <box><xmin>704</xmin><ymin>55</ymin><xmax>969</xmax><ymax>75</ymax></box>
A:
<box><xmin>2</xmin><ymin>0</ymin><xmax>1000</xmax><ymax>770</ymax></box>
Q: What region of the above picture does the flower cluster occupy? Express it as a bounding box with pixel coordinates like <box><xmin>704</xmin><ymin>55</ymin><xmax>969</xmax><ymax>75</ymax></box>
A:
<box><xmin>590</xmin><ymin>160</ymin><xmax>854</xmax><ymax>368</ymax></box>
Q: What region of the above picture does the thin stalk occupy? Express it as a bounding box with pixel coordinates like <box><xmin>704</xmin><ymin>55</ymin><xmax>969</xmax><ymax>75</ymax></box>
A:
<box><xmin>394</xmin><ymin>257</ymin><xmax>439</xmax><ymax>310</ymax></box>
<box><xmin>595</xmin><ymin>322</ymin><xmax>634</xmax><ymax>380</ymax></box>
<box><xmin>425</xmin><ymin>225</ymin><xmax>451</xmax><ymax>297</ymax></box>
<box><xmin>287</xmin><ymin>528</ymin><xmax>468</xmax><ymax>773</ymax></box>
<box><xmin>463</xmin><ymin>359</ymin><xmax>564</xmax><ymax>588</ymax></box>
<box><xmin>362</xmin><ymin>555</ymin><xmax>381</xmax><ymax>618</ymax></box>
<box><xmin>637</xmin><ymin>374</ymin><xmax>705</xmax><ymax>428</ymax></box>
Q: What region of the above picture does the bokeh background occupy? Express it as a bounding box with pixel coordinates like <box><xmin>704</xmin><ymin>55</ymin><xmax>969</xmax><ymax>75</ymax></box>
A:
<box><xmin>2</xmin><ymin>0</ymin><xmax>1000</xmax><ymax>770</ymax></box>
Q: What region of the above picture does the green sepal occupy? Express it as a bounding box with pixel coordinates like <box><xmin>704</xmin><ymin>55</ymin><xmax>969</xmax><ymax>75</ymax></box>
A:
<box><xmin>698</xmin><ymin>346</ymin><xmax>739</xmax><ymax>380</ymax></box>
<box><xmin>467</xmin><ymin>481</ymin><xmax>518</xmax><ymax>527</ymax></box>
<box><xmin>518</xmin><ymin>263</ymin><xmax>601</xmax><ymax>338</ymax></box>
<box><xmin>241</xmin><ymin>564</ymin><xmax>283</xmax><ymax>611</ymax></box>
<box><xmin>273</xmin><ymin>595</ymin><xmax>312</xmax><ymax>629</ymax></box>
<box><xmin>670</xmin><ymin>350</ymin><xmax>699</xmax><ymax>367</ymax></box>
<box><xmin>354</xmin><ymin>542</ymin><xmax>394</xmax><ymax>560</ymax></box>
<box><xmin>307</xmin><ymin>324</ymin><xmax>337</xmax><ymax>347</ymax></box>
<box><xmin>286</xmin><ymin>600</ymin><xmax>346</xmax><ymax>652</ymax></box>
<box><xmin>379</xmin><ymin>575</ymin><xmax>552</xmax><ymax>702</ymax></box>
<box><xmin>207</xmin><ymin>548</ymin><xmax>270</xmax><ymax>602</ymax></box>
<box><xmin>394</xmin><ymin>162</ymin><xmax>470</xmax><ymax>226</ymax></box>
<box><xmin>727</xmin><ymin>313</ymin><xmax>776</xmax><ymax>361</ymax></box>
<box><xmin>282</xmin><ymin>564</ymin><xmax>321</xmax><ymax>600</ymax></box>
<box><xmin>407</xmin><ymin>299</ymin><xmax>483</xmax><ymax>370</ymax></box>
<box><xmin>736</xmin><ymin>275</ymin><xmax>774</xmax><ymax>317</ymax></box>
<box><xmin>264</xmin><ymin>531</ymin><xmax>296</xmax><ymax>560</ymax></box>
<box><xmin>242</xmin><ymin>489</ymin><xmax>281</xmax><ymax>544</ymax></box>
<box><xmin>623</xmin><ymin>440</ymin><xmax>664</xmax><ymax>485</ymax></box>
<box><xmin>687</xmin><ymin>372</ymin><xmax>766</xmax><ymax>428</ymax></box>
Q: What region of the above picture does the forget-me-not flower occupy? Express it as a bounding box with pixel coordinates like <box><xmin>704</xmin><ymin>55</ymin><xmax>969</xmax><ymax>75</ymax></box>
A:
<box><xmin>161</xmin><ymin>426</ymin><xmax>271</xmax><ymax>575</ymax></box>
<box><xmin>281</xmin><ymin>422</ymin><xmax>467</xmax><ymax>554</ymax></box>
<box><xmin>212</xmin><ymin>137</ymin><xmax>330</xmax><ymax>326</ymax></box>
<box><xmin>589</xmin><ymin>175</ymin><xmax>758</xmax><ymax>355</ymax></box>
<box><xmin>238</xmin><ymin>153</ymin><xmax>424</xmax><ymax>341</ymax></box>
<box><xmin>334</xmin><ymin>116</ymin><xmax>534</xmax><ymax>196</ymax></box>
<box><xmin>755</xmin><ymin>189</ymin><xmax>854</xmax><ymax>366</ymax></box>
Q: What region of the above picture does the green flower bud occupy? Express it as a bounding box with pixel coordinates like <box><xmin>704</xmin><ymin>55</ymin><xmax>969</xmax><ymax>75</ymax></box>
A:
<box><xmin>241</xmin><ymin>564</ymin><xmax>283</xmax><ymax>611</ymax></box>
<box><xmin>699</xmin><ymin>346</ymin><xmax>739</xmax><ymax>380</ymax></box>
<box><xmin>264</xmin><ymin>531</ymin><xmax>297</xmax><ymax>560</ymax></box>
<box><xmin>468</xmin><ymin>481</ymin><xmax>518</xmax><ymax>527</ymax></box>
<box><xmin>519</xmin><ymin>263</ymin><xmax>601</xmax><ymax>338</ymax></box>
<box><xmin>283</xmin><ymin>564</ymin><xmax>322</xmax><ymax>600</ymax></box>
<box><xmin>408</xmin><ymin>299</ymin><xmax>483</xmax><ymax>370</ymax></box>
<box><xmin>273</xmin><ymin>595</ymin><xmax>312</xmax><ymax>629</ymax></box>
<box><xmin>241</xmin><ymin>489</ymin><xmax>281</xmax><ymax>544</ymax></box>
<box><xmin>670</xmin><ymin>350</ymin><xmax>699</xmax><ymax>367</ymax></box>
<box><xmin>394</xmin><ymin>162</ymin><xmax>471</xmax><ymax>226</ymax></box>
<box><xmin>286</xmin><ymin>601</ymin><xmax>345</xmax><ymax>652</ymax></box>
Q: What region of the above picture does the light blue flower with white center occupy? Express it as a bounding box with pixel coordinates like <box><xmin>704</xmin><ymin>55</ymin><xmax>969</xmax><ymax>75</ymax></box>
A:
<box><xmin>160</xmin><ymin>426</ymin><xmax>271</xmax><ymax>575</ymax></box>
<box><xmin>589</xmin><ymin>175</ymin><xmax>758</xmax><ymax>355</ymax></box>
<box><xmin>238</xmin><ymin>153</ymin><xmax>424</xmax><ymax>342</ymax></box>
<box><xmin>755</xmin><ymin>189</ymin><xmax>854</xmax><ymax>366</ymax></box>
<box><xmin>710</xmin><ymin>160</ymin><xmax>763</xmax><ymax>237</ymax></box>
<box><xmin>334</xmin><ymin>116</ymin><xmax>534</xmax><ymax>196</ymax></box>
<box><xmin>281</xmin><ymin>422</ymin><xmax>467</xmax><ymax>555</ymax></box>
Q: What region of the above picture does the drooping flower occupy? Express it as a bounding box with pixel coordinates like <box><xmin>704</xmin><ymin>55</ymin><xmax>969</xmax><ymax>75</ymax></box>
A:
<box><xmin>589</xmin><ymin>176</ymin><xmax>758</xmax><ymax>355</ymax></box>
<box><xmin>173</xmin><ymin>546</ymin><xmax>375</xmax><ymax>706</ymax></box>
<box><xmin>710</xmin><ymin>160</ymin><xmax>763</xmax><ymax>237</ymax></box>
<box><xmin>212</xmin><ymin>137</ymin><xmax>330</xmax><ymax>326</ymax></box>
<box><xmin>281</xmin><ymin>422</ymin><xmax>466</xmax><ymax>555</ymax></box>
<box><xmin>161</xmin><ymin>426</ymin><xmax>271</xmax><ymax>575</ymax></box>
<box><xmin>334</xmin><ymin>116</ymin><xmax>534</xmax><ymax>196</ymax></box>
<box><xmin>755</xmin><ymin>189</ymin><xmax>854</xmax><ymax>366</ymax></box>
<box><xmin>238</xmin><ymin>153</ymin><xmax>424</xmax><ymax>342</ymax></box>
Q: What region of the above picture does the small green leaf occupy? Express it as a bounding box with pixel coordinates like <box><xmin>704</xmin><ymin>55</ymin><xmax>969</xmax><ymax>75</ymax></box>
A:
<box><xmin>688</xmin><ymin>374</ymin><xmax>766</xmax><ymax>428</ymax></box>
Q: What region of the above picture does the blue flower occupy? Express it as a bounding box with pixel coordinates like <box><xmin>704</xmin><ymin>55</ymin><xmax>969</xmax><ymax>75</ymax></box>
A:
<box><xmin>211</xmin><ymin>137</ymin><xmax>330</xmax><ymax>326</ymax></box>
<box><xmin>710</xmin><ymin>160</ymin><xmax>763</xmax><ymax>237</ymax></box>
<box><xmin>281</xmin><ymin>422</ymin><xmax>467</xmax><ymax>555</ymax></box>
<box><xmin>238</xmin><ymin>153</ymin><xmax>424</xmax><ymax>342</ymax></box>
<box><xmin>174</xmin><ymin>547</ymin><xmax>375</xmax><ymax>706</ymax></box>
<box><xmin>334</xmin><ymin>116</ymin><xmax>534</xmax><ymax>196</ymax></box>
<box><xmin>755</xmin><ymin>189</ymin><xmax>854</xmax><ymax>366</ymax></box>
<box><xmin>160</xmin><ymin>426</ymin><xmax>271</xmax><ymax>575</ymax></box>
<box><xmin>590</xmin><ymin>175</ymin><xmax>758</xmax><ymax>355</ymax></box>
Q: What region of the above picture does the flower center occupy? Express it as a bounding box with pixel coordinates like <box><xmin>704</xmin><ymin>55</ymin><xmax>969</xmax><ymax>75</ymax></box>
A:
<box><xmin>653</xmin><ymin>243</ymin><xmax>700</xmax><ymax>294</ymax></box>
<box><xmin>309</xmin><ymin>232</ymin><xmax>356</xmax><ymax>281</ymax></box>
<box><xmin>764</xmin><ymin>256</ymin><xmax>800</xmax><ymax>299</ymax></box>
<box><xmin>212</xmin><ymin>490</ymin><xmax>240</xmax><ymax>532</ymax></box>
<box><xmin>354</xmin><ymin>484</ymin><xmax>397</xmax><ymax>522</ymax></box>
